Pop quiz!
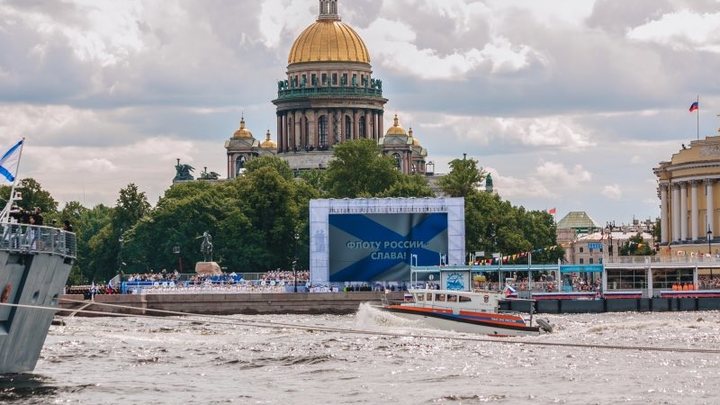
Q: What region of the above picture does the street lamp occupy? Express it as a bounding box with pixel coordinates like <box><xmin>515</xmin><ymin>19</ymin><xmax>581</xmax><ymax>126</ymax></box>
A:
<box><xmin>293</xmin><ymin>233</ymin><xmax>300</xmax><ymax>293</ymax></box>
<box><xmin>117</xmin><ymin>235</ymin><xmax>124</xmax><ymax>276</ymax></box>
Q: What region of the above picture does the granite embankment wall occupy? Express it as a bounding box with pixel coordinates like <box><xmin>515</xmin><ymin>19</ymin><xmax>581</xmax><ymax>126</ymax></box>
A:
<box><xmin>503</xmin><ymin>297</ymin><xmax>720</xmax><ymax>313</ymax></box>
<box><xmin>58</xmin><ymin>292</ymin><xmax>402</xmax><ymax>317</ymax></box>
<box><xmin>58</xmin><ymin>294</ymin><xmax>720</xmax><ymax>317</ymax></box>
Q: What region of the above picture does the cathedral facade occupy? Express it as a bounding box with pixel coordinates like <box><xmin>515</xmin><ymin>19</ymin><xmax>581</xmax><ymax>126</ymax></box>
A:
<box><xmin>225</xmin><ymin>0</ymin><xmax>429</xmax><ymax>178</ymax></box>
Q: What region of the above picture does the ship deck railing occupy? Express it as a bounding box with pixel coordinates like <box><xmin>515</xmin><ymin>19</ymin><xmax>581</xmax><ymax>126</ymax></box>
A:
<box><xmin>0</xmin><ymin>223</ymin><xmax>76</xmax><ymax>259</ymax></box>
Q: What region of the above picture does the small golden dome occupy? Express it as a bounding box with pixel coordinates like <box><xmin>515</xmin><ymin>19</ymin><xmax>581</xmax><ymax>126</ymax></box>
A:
<box><xmin>260</xmin><ymin>130</ymin><xmax>277</xmax><ymax>149</ymax></box>
<box><xmin>409</xmin><ymin>127</ymin><xmax>421</xmax><ymax>146</ymax></box>
<box><xmin>288</xmin><ymin>20</ymin><xmax>370</xmax><ymax>64</ymax></box>
<box><xmin>233</xmin><ymin>116</ymin><xmax>253</xmax><ymax>139</ymax></box>
<box><xmin>386</xmin><ymin>114</ymin><xmax>407</xmax><ymax>136</ymax></box>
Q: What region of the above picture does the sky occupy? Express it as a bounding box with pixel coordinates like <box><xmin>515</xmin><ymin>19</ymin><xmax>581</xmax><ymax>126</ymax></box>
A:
<box><xmin>1</xmin><ymin>0</ymin><xmax>720</xmax><ymax>227</ymax></box>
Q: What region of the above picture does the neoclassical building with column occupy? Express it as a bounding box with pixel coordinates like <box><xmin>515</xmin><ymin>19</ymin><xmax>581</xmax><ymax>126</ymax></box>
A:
<box><xmin>225</xmin><ymin>0</ymin><xmax>430</xmax><ymax>178</ymax></box>
<box><xmin>654</xmin><ymin>136</ymin><xmax>720</xmax><ymax>255</ymax></box>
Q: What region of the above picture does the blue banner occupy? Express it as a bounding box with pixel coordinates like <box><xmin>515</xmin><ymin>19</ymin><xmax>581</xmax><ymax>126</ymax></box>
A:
<box><xmin>329</xmin><ymin>213</ymin><xmax>448</xmax><ymax>281</ymax></box>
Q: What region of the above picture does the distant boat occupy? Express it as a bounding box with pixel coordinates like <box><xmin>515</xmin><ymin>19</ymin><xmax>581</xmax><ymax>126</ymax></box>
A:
<box><xmin>0</xmin><ymin>139</ymin><xmax>76</xmax><ymax>374</ymax></box>
<box><xmin>379</xmin><ymin>288</ymin><xmax>550</xmax><ymax>337</ymax></box>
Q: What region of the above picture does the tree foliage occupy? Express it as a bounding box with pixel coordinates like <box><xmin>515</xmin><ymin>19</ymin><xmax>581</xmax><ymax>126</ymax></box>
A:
<box><xmin>438</xmin><ymin>157</ymin><xmax>485</xmax><ymax>197</ymax></box>
<box><xmin>45</xmin><ymin>150</ymin><xmax>568</xmax><ymax>282</ymax></box>
<box><xmin>620</xmin><ymin>232</ymin><xmax>654</xmax><ymax>256</ymax></box>
<box><xmin>324</xmin><ymin>139</ymin><xmax>399</xmax><ymax>197</ymax></box>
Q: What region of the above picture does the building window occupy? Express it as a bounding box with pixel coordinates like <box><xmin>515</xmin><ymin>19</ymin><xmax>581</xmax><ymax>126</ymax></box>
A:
<box><xmin>301</xmin><ymin>74</ymin><xmax>307</xmax><ymax>87</ymax></box>
<box><xmin>322</xmin><ymin>73</ymin><xmax>327</xmax><ymax>85</ymax></box>
<box><xmin>345</xmin><ymin>116</ymin><xmax>352</xmax><ymax>139</ymax></box>
<box><xmin>311</xmin><ymin>74</ymin><xmax>317</xmax><ymax>86</ymax></box>
<box><xmin>318</xmin><ymin>115</ymin><xmax>328</xmax><ymax>146</ymax></box>
<box><xmin>352</xmin><ymin>73</ymin><xmax>357</xmax><ymax>86</ymax></box>
<box><xmin>579</xmin><ymin>258</ymin><xmax>584</xmax><ymax>264</ymax></box>
<box><xmin>359</xmin><ymin>116</ymin><xmax>366</xmax><ymax>138</ymax></box>
<box><xmin>589</xmin><ymin>258</ymin><xmax>594</xmax><ymax>264</ymax></box>
<box><xmin>579</xmin><ymin>247</ymin><xmax>584</xmax><ymax>253</ymax></box>
<box><xmin>332</xmin><ymin>73</ymin><xmax>337</xmax><ymax>85</ymax></box>
<box><xmin>342</xmin><ymin>73</ymin><xmax>347</xmax><ymax>85</ymax></box>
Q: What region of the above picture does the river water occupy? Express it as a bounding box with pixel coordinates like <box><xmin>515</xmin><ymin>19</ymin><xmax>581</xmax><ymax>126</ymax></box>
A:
<box><xmin>3</xmin><ymin>305</ymin><xmax>720</xmax><ymax>404</ymax></box>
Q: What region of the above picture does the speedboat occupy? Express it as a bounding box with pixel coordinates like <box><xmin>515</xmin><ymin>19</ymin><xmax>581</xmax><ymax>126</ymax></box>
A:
<box><xmin>379</xmin><ymin>289</ymin><xmax>550</xmax><ymax>337</ymax></box>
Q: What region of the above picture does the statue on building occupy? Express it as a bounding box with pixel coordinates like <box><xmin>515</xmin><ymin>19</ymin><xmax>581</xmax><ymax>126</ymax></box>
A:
<box><xmin>199</xmin><ymin>167</ymin><xmax>220</xmax><ymax>180</ymax></box>
<box><xmin>174</xmin><ymin>159</ymin><xmax>195</xmax><ymax>181</ymax></box>
<box><xmin>236</xmin><ymin>155</ymin><xmax>246</xmax><ymax>175</ymax></box>
<box><xmin>485</xmin><ymin>173</ymin><xmax>494</xmax><ymax>193</ymax></box>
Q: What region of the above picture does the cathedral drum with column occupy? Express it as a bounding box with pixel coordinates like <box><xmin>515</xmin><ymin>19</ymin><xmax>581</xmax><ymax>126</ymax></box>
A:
<box><xmin>654</xmin><ymin>136</ymin><xmax>720</xmax><ymax>256</ymax></box>
<box><xmin>272</xmin><ymin>0</ymin><xmax>388</xmax><ymax>172</ymax></box>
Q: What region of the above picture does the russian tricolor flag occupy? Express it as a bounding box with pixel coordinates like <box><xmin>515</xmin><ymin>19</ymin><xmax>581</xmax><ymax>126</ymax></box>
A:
<box><xmin>689</xmin><ymin>101</ymin><xmax>699</xmax><ymax>112</ymax></box>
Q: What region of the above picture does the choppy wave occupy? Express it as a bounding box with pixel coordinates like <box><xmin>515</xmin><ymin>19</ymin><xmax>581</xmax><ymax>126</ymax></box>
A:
<box><xmin>26</xmin><ymin>310</ymin><xmax>720</xmax><ymax>404</ymax></box>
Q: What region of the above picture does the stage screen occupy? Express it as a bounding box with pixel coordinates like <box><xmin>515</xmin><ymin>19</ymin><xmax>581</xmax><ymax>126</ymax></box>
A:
<box><xmin>309</xmin><ymin>198</ymin><xmax>465</xmax><ymax>284</ymax></box>
<box><xmin>328</xmin><ymin>213</ymin><xmax>448</xmax><ymax>282</ymax></box>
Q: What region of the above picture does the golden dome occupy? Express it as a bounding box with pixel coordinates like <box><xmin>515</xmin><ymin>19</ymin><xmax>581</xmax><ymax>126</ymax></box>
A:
<box><xmin>260</xmin><ymin>130</ymin><xmax>277</xmax><ymax>149</ymax></box>
<box><xmin>288</xmin><ymin>20</ymin><xmax>370</xmax><ymax>64</ymax></box>
<box><xmin>233</xmin><ymin>116</ymin><xmax>253</xmax><ymax>139</ymax></box>
<box><xmin>386</xmin><ymin>114</ymin><xmax>407</xmax><ymax>136</ymax></box>
<box><xmin>409</xmin><ymin>127</ymin><xmax>421</xmax><ymax>146</ymax></box>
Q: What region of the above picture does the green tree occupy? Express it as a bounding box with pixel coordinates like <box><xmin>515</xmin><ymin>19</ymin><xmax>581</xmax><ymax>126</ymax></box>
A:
<box><xmin>379</xmin><ymin>174</ymin><xmax>434</xmax><ymax>198</ymax></box>
<box><xmin>0</xmin><ymin>178</ymin><xmax>58</xmax><ymax>214</ymax></box>
<box><xmin>438</xmin><ymin>156</ymin><xmax>485</xmax><ymax>197</ymax></box>
<box><xmin>620</xmin><ymin>232</ymin><xmax>654</xmax><ymax>256</ymax></box>
<box><xmin>244</xmin><ymin>155</ymin><xmax>294</xmax><ymax>181</ymax></box>
<box><xmin>113</xmin><ymin>183</ymin><xmax>151</xmax><ymax>233</ymax></box>
<box><xmin>324</xmin><ymin>139</ymin><xmax>399</xmax><ymax>197</ymax></box>
<box><xmin>237</xmin><ymin>166</ymin><xmax>301</xmax><ymax>269</ymax></box>
<box><xmin>68</xmin><ymin>203</ymin><xmax>112</xmax><ymax>284</ymax></box>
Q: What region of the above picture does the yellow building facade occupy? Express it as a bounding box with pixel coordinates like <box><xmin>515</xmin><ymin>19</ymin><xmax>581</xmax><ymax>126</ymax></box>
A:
<box><xmin>654</xmin><ymin>136</ymin><xmax>720</xmax><ymax>255</ymax></box>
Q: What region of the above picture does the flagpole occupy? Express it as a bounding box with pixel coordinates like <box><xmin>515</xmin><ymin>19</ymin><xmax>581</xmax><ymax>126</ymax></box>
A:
<box><xmin>697</xmin><ymin>95</ymin><xmax>700</xmax><ymax>140</ymax></box>
<box><xmin>0</xmin><ymin>137</ymin><xmax>25</xmax><ymax>223</ymax></box>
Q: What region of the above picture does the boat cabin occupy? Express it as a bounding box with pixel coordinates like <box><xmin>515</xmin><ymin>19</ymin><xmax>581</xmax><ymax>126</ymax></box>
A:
<box><xmin>403</xmin><ymin>289</ymin><xmax>502</xmax><ymax>314</ymax></box>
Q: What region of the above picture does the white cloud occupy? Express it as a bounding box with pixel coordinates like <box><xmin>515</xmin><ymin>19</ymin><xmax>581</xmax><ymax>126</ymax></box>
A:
<box><xmin>627</xmin><ymin>10</ymin><xmax>720</xmax><ymax>53</ymax></box>
<box><xmin>602</xmin><ymin>184</ymin><xmax>623</xmax><ymax>200</ymax></box>
<box><xmin>432</xmin><ymin>114</ymin><xmax>595</xmax><ymax>151</ymax></box>
<box><xmin>535</xmin><ymin>161</ymin><xmax>592</xmax><ymax>187</ymax></box>
<box><xmin>360</xmin><ymin>18</ymin><xmax>544</xmax><ymax>80</ymax></box>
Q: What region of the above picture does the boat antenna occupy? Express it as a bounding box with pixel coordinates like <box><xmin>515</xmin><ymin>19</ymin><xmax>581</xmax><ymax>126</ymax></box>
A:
<box><xmin>0</xmin><ymin>137</ymin><xmax>25</xmax><ymax>223</ymax></box>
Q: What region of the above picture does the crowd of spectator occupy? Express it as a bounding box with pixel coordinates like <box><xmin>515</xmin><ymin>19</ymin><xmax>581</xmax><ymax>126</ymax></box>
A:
<box><xmin>261</xmin><ymin>270</ymin><xmax>310</xmax><ymax>283</ymax></box>
<box><xmin>698</xmin><ymin>276</ymin><xmax>720</xmax><ymax>289</ymax></box>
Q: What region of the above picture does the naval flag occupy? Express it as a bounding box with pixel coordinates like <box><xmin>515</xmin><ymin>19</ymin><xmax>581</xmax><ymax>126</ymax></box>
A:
<box><xmin>0</xmin><ymin>139</ymin><xmax>23</xmax><ymax>183</ymax></box>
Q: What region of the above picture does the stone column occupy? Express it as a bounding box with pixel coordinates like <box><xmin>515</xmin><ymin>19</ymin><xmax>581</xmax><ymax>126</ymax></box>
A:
<box><xmin>277</xmin><ymin>114</ymin><xmax>283</xmax><ymax>153</ymax></box>
<box><xmin>660</xmin><ymin>184</ymin><xmax>668</xmax><ymax>244</ymax></box>
<box><xmin>281</xmin><ymin>113</ymin><xmax>290</xmax><ymax>149</ymax></box>
<box><xmin>680</xmin><ymin>182</ymin><xmax>688</xmax><ymax>241</ymax></box>
<box><xmin>370</xmin><ymin>111</ymin><xmax>377</xmax><ymax>139</ymax></box>
<box><xmin>672</xmin><ymin>184</ymin><xmax>680</xmax><ymax>242</ymax></box>
<box><xmin>227</xmin><ymin>154</ymin><xmax>232</xmax><ymax>179</ymax></box>
<box><xmin>378</xmin><ymin>111</ymin><xmax>385</xmax><ymax>139</ymax></box>
<box><xmin>353</xmin><ymin>110</ymin><xmax>359</xmax><ymax>140</ymax></box>
<box><xmin>707</xmin><ymin>179</ymin><xmax>715</xmax><ymax>236</ymax></box>
<box><xmin>338</xmin><ymin>109</ymin><xmax>345</xmax><ymax>141</ymax></box>
<box><xmin>294</xmin><ymin>111</ymin><xmax>302</xmax><ymax>149</ymax></box>
<box><xmin>691</xmin><ymin>181</ymin><xmax>699</xmax><ymax>241</ymax></box>
<box><xmin>309</xmin><ymin>110</ymin><xmax>317</xmax><ymax>147</ymax></box>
